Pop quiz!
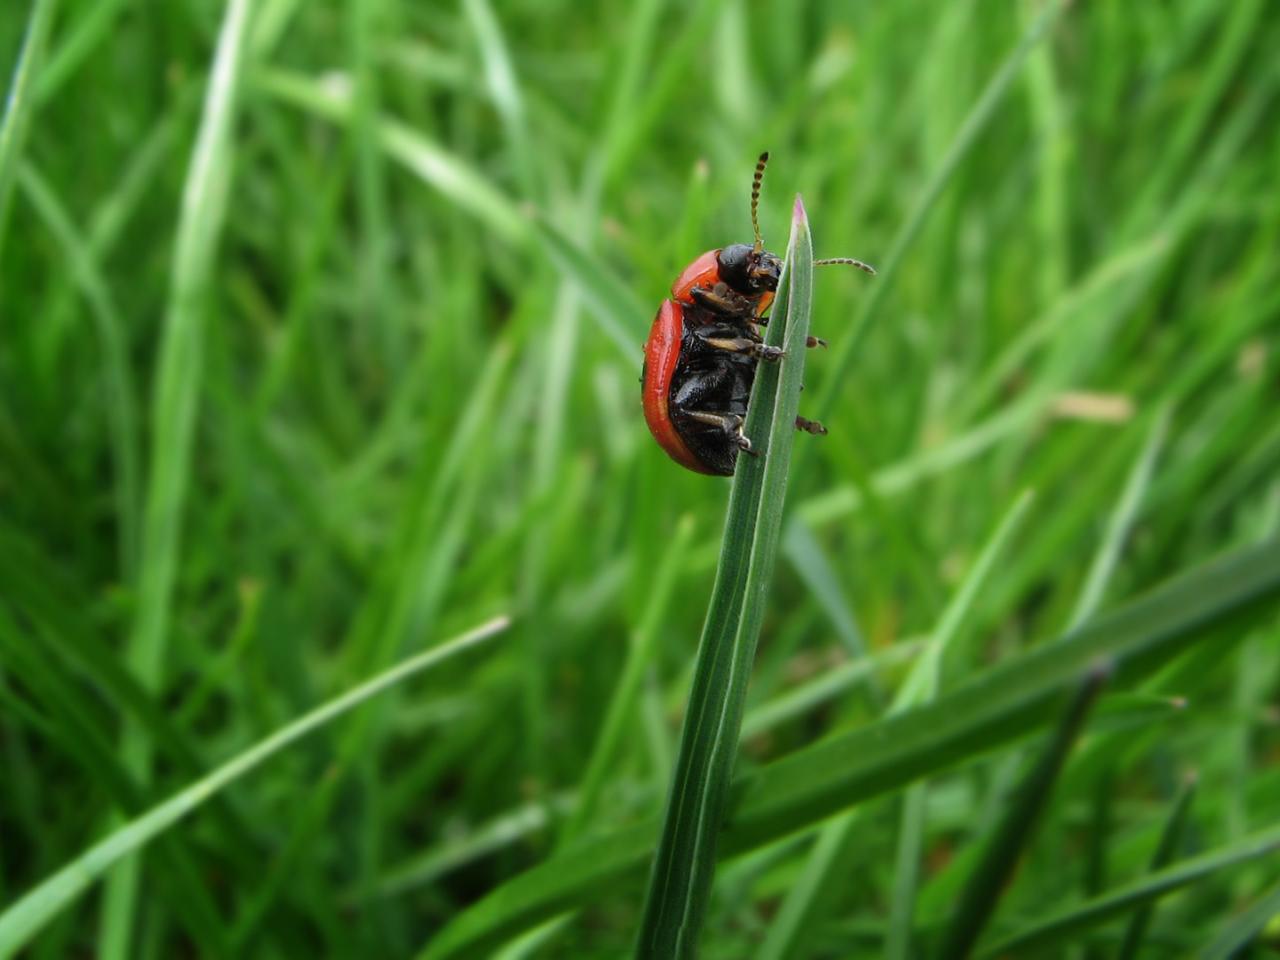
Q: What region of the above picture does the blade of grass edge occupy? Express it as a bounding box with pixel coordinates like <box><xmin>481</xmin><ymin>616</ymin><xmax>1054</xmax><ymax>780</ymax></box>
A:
<box><xmin>18</xmin><ymin>164</ymin><xmax>141</xmax><ymax>579</ymax></box>
<box><xmin>103</xmin><ymin>0</ymin><xmax>254</xmax><ymax>955</ymax></box>
<box><xmin>810</xmin><ymin>0</ymin><xmax>1069</xmax><ymax>423</ymax></box>
<box><xmin>255</xmin><ymin>68</ymin><xmax>643</xmax><ymax>362</ymax></box>
<box><xmin>1068</xmin><ymin>407</ymin><xmax>1170</xmax><ymax>629</ymax></box>
<box><xmin>375</xmin><ymin>642</ymin><xmax>923</xmax><ymax>905</ymax></box>
<box><xmin>727</xmin><ymin>540</ymin><xmax>1280</xmax><ymax>851</ymax></box>
<box><xmin>559</xmin><ymin>515</ymin><xmax>696</xmax><ymax>847</ymax></box>
<box><xmin>1198</xmin><ymin>879</ymin><xmax>1280</xmax><ymax>960</ymax></box>
<box><xmin>255</xmin><ymin>68</ymin><xmax>526</xmax><ymax>244</ymax></box>
<box><xmin>938</xmin><ymin>663</ymin><xmax>1110</xmax><ymax>959</ymax></box>
<box><xmin>978</xmin><ymin>821</ymin><xmax>1280</xmax><ymax>957</ymax></box>
<box><xmin>634</xmin><ymin>197</ymin><xmax>813</xmax><ymax>959</ymax></box>
<box><xmin>0</xmin><ymin>0</ymin><xmax>57</xmax><ymax>262</ymax></box>
<box><xmin>885</xmin><ymin>491</ymin><xmax>1036</xmax><ymax>960</ymax></box>
<box><xmin>1115</xmin><ymin>773</ymin><xmax>1197</xmax><ymax>960</ymax></box>
<box><xmin>0</xmin><ymin>616</ymin><xmax>508</xmax><ymax>960</ymax></box>
<box><xmin>419</xmin><ymin>539</ymin><xmax>1280</xmax><ymax>960</ymax></box>
<box><xmin>760</xmin><ymin>491</ymin><xmax>1034</xmax><ymax>960</ymax></box>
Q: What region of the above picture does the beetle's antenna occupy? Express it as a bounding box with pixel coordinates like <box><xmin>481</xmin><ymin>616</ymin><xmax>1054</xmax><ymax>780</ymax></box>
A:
<box><xmin>751</xmin><ymin>152</ymin><xmax>768</xmax><ymax>253</ymax></box>
<box><xmin>814</xmin><ymin>257</ymin><xmax>877</xmax><ymax>275</ymax></box>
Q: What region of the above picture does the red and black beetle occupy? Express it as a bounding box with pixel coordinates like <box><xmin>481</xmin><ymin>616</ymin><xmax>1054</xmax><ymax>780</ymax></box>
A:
<box><xmin>641</xmin><ymin>153</ymin><xmax>875</xmax><ymax>476</ymax></box>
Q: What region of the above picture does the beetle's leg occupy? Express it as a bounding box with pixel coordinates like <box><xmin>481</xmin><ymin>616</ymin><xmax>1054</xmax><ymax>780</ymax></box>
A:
<box><xmin>700</xmin><ymin>335</ymin><xmax>785</xmax><ymax>362</ymax></box>
<box><xmin>746</xmin><ymin>317</ymin><xmax>823</xmax><ymax>348</ymax></box>
<box><xmin>795</xmin><ymin>415</ymin><xmax>827</xmax><ymax>435</ymax></box>
<box><xmin>690</xmin><ymin>283</ymin><xmax>755</xmax><ymax>319</ymax></box>
<box><xmin>745</xmin><ymin>326</ymin><xmax>823</xmax><ymax>348</ymax></box>
<box><xmin>749</xmin><ymin>325</ymin><xmax>823</xmax><ymax>349</ymax></box>
<box><xmin>733</xmin><ymin>316</ymin><xmax>822</xmax><ymax>348</ymax></box>
<box><xmin>684</xmin><ymin>411</ymin><xmax>757</xmax><ymax>455</ymax></box>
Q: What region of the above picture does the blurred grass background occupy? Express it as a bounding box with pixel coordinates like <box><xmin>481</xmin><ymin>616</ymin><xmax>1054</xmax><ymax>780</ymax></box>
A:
<box><xmin>2</xmin><ymin>0</ymin><xmax>1279</xmax><ymax>956</ymax></box>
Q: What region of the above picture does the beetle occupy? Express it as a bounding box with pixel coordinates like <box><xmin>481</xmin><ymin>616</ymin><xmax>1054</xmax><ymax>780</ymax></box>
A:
<box><xmin>641</xmin><ymin>152</ymin><xmax>875</xmax><ymax>476</ymax></box>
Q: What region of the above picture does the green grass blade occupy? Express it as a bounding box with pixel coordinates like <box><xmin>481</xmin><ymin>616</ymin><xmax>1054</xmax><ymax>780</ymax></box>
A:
<box><xmin>811</xmin><ymin>0</ymin><xmax>1069</xmax><ymax>421</ymax></box>
<box><xmin>0</xmin><ymin>608</ymin><xmax>232</xmax><ymax>952</ymax></box>
<box><xmin>937</xmin><ymin>664</ymin><xmax>1109</xmax><ymax>960</ymax></box>
<box><xmin>420</xmin><ymin>538</ymin><xmax>1280</xmax><ymax>960</ymax></box>
<box><xmin>259</xmin><ymin>69</ymin><xmax>644</xmax><ymax>360</ymax></box>
<box><xmin>782</xmin><ymin>517</ymin><xmax>871</xmax><ymax>661</ymax></box>
<box><xmin>1123</xmin><ymin>0</ymin><xmax>1267</xmax><ymax>238</ymax></box>
<box><xmin>886</xmin><ymin>786</ymin><xmax>930</xmax><ymax>960</ymax></box>
<box><xmin>346</xmin><ymin>0</ymin><xmax>393</xmax><ymax>370</ymax></box>
<box><xmin>1198</xmin><ymin>879</ymin><xmax>1280</xmax><ymax>960</ymax></box>
<box><xmin>764</xmin><ymin>491</ymin><xmax>1033</xmax><ymax>960</ymax></box>
<box><xmin>530</xmin><ymin>212</ymin><xmax>648</xmax><ymax>359</ymax></box>
<box><xmin>257</xmin><ymin>67</ymin><xmax>648</xmax><ymax>362</ymax></box>
<box><xmin>104</xmin><ymin>0</ymin><xmax>255</xmax><ymax>953</ymax></box>
<box><xmin>371</xmin><ymin>797</ymin><xmax>571</xmax><ymax>901</ymax></box>
<box><xmin>17</xmin><ymin>163</ymin><xmax>140</xmax><ymax>577</ymax></box>
<box><xmin>0</xmin><ymin>616</ymin><xmax>507</xmax><ymax>959</ymax></box>
<box><xmin>1116</xmin><ymin>774</ymin><xmax>1197</xmax><ymax>960</ymax></box>
<box><xmin>979</xmin><ymin>821</ymin><xmax>1280</xmax><ymax>957</ymax></box>
<box><xmin>123</xmin><ymin>0</ymin><xmax>254</xmax><ymax>704</ymax></box>
<box><xmin>0</xmin><ymin>529</ymin><xmax>270</xmax><ymax>826</ymax></box>
<box><xmin>561</xmin><ymin>515</ymin><xmax>695</xmax><ymax>847</ymax></box>
<box><xmin>958</xmin><ymin>230</ymin><xmax>1172</xmax><ymax>423</ymax></box>
<box><xmin>795</xmin><ymin>394</ymin><xmax>1049</xmax><ymax>528</ymax></box>
<box><xmin>255</xmin><ymin>68</ymin><xmax>528</xmax><ymax>244</ymax></box>
<box><xmin>886</xmin><ymin>491</ymin><xmax>1034</xmax><ymax>960</ymax></box>
<box><xmin>7</xmin><ymin>3</ymin><xmax>1280</xmax><ymax>956</ymax></box>
<box><xmin>740</xmin><ymin>640</ymin><xmax>924</xmax><ymax>740</ymax></box>
<box><xmin>492</xmin><ymin>914</ymin><xmax>574</xmax><ymax>960</ymax></box>
<box><xmin>727</xmin><ymin>539</ymin><xmax>1280</xmax><ymax>851</ymax></box>
<box><xmin>379</xmin><ymin>638</ymin><xmax>915</xmax><ymax>906</ymax></box>
<box><xmin>463</xmin><ymin>0</ymin><xmax>536</xmax><ymax>199</ymax></box>
<box><xmin>32</xmin><ymin>0</ymin><xmax>124</xmax><ymax>103</ymax></box>
<box><xmin>756</xmin><ymin>812</ymin><xmax>861</xmax><ymax>960</ymax></box>
<box><xmin>0</xmin><ymin>0</ymin><xmax>56</xmax><ymax>261</ymax></box>
<box><xmin>1069</xmin><ymin>408</ymin><xmax>1170</xmax><ymax>629</ymax></box>
<box><xmin>634</xmin><ymin>197</ymin><xmax>815</xmax><ymax>959</ymax></box>
<box><xmin>895</xmin><ymin>490</ymin><xmax>1034</xmax><ymax>709</ymax></box>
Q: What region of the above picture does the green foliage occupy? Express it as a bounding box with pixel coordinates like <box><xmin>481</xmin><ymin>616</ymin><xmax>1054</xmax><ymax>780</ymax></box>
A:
<box><xmin>637</xmin><ymin>198</ymin><xmax>815</xmax><ymax>958</ymax></box>
<box><xmin>0</xmin><ymin>617</ymin><xmax>506</xmax><ymax>958</ymax></box>
<box><xmin>2</xmin><ymin>0</ymin><xmax>1279</xmax><ymax>957</ymax></box>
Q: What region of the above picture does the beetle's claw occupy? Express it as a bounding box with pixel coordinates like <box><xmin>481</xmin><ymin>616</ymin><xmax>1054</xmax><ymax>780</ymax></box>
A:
<box><xmin>756</xmin><ymin>344</ymin><xmax>786</xmax><ymax>362</ymax></box>
<box><xmin>795</xmin><ymin>416</ymin><xmax>827</xmax><ymax>436</ymax></box>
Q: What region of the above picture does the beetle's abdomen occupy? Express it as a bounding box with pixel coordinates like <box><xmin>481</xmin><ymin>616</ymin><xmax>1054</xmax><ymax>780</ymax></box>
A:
<box><xmin>666</xmin><ymin>324</ymin><xmax>757</xmax><ymax>477</ymax></box>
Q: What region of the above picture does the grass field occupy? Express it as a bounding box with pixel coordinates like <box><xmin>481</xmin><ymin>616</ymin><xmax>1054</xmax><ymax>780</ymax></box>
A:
<box><xmin>3</xmin><ymin>0</ymin><xmax>1280</xmax><ymax>956</ymax></box>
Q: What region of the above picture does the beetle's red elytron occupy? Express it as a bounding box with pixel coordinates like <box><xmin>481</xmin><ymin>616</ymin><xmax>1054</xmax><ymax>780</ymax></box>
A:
<box><xmin>642</xmin><ymin>153</ymin><xmax>875</xmax><ymax>476</ymax></box>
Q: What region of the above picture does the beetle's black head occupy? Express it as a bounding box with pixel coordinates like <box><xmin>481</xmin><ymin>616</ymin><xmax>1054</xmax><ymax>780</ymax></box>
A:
<box><xmin>717</xmin><ymin>243</ymin><xmax>782</xmax><ymax>297</ymax></box>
